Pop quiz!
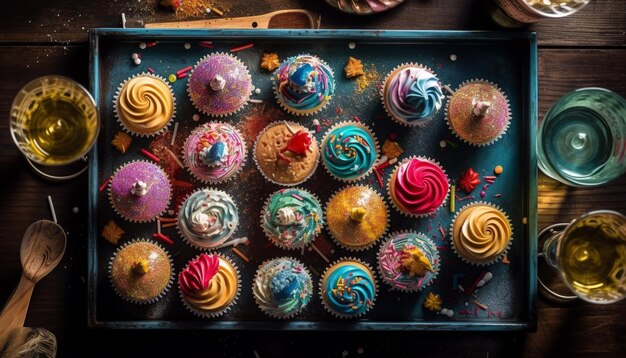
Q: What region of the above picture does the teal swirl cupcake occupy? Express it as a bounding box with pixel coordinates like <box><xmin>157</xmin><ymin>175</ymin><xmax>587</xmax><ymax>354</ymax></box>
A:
<box><xmin>253</xmin><ymin>257</ymin><xmax>313</xmax><ymax>319</ymax></box>
<box><xmin>274</xmin><ymin>54</ymin><xmax>335</xmax><ymax>116</ymax></box>
<box><xmin>261</xmin><ymin>188</ymin><xmax>323</xmax><ymax>250</ymax></box>
<box><xmin>177</xmin><ymin>188</ymin><xmax>240</xmax><ymax>250</ymax></box>
<box><xmin>321</xmin><ymin>122</ymin><xmax>379</xmax><ymax>181</ymax></box>
<box><xmin>319</xmin><ymin>258</ymin><xmax>377</xmax><ymax>318</ymax></box>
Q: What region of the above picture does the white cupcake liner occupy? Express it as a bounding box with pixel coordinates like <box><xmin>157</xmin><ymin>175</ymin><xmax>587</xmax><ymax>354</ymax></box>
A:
<box><xmin>259</xmin><ymin>188</ymin><xmax>324</xmax><ymax>250</ymax></box>
<box><xmin>186</xmin><ymin>52</ymin><xmax>252</xmax><ymax>117</ymax></box>
<box><xmin>320</xmin><ymin>121</ymin><xmax>380</xmax><ymax>182</ymax></box>
<box><xmin>377</xmin><ymin>231</ymin><xmax>441</xmax><ymax>292</ymax></box>
<box><xmin>181</xmin><ymin>121</ymin><xmax>248</xmax><ymax>185</ymax></box>
<box><xmin>252</xmin><ymin>257</ymin><xmax>313</xmax><ymax>319</ymax></box>
<box><xmin>444</xmin><ymin>79</ymin><xmax>511</xmax><ymax>147</ymax></box>
<box><xmin>449</xmin><ymin>201</ymin><xmax>514</xmax><ymax>266</ymax></box>
<box><xmin>273</xmin><ymin>54</ymin><xmax>335</xmax><ymax>116</ymax></box>
<box><xmin>179</xmin><ymin>253</ymin><xmax>241</xmax><ymax>318</ymax></box>
<box><xmin>324</xmin><ymin>185</ymin><xmax>389</xmax><ymax>251</ymax></box>
<box><xmin>113</xmin><ymin>72</ymin><xmax>177</xmax><ymax>137</ymax></box>
<box><xmin>380</xmin><ymin>63</ymin><xmax>444</xmax><ymax>127</ymax></box>
<box><xmin>387</xmin><ymin>156</ymin><xmax>450</xmax><ymax>218</ymax></box>
<box><xmin>318</xmin><ymin>257</ymin><xmax>378</xmax><ymax>319</ymax></box>
<box><xmin>108</xmin><ymin>238</ymin><xmax>174</xmax><ymax>305</ymax></box>
<box><xmin>252</xmin><ymin>121</ymin><xmax>320</xmax><ymax>186</ymax></box>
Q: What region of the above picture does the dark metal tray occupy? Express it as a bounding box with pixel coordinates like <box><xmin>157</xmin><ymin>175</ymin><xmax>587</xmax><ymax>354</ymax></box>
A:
<box><xmin>88</xmin><ymin>29</ymin><xmax>537</xmax><ymax>330</ymax></box>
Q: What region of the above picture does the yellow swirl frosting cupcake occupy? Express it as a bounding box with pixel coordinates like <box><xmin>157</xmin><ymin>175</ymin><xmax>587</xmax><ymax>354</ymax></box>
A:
<box><xmin>114</xmin><ymin>73</ymin><xmax>176</xmax><ymax>137</ymax></box>
<box><xmin>450</xmin><ymin>202</ymin><xmax>513</xmax><ymax>266</ymax></box>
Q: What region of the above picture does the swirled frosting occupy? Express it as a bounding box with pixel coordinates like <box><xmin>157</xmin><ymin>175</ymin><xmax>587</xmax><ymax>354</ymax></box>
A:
<box><xmin>383</xmin><ymin>66</ymin><xmax>443</xmax><ymax>124</ymax></box>
<box><xmin>178</xmin><ymin>189</ymin><xmax>239</xmax><ymax>249</ymax></box>
<box><xmin>183</xmin><ymin>122</ymin><xmax>246</xmax><ymax>183</ymax></box>
<box><xmin>253</xmin><ymin>258</ymin><xmax>312</xmax><ymax>318</ymax></box>
<box><xmin>262</xmin><ymin>189</ymin><xmax>323</xmax><ymax>249</ymax></box>
<box><xmin>178</xmin><ymin>254</ymin><xmax>239</xmax><ymax>315</ymax></box>
<box><xmin>321</xmin><ymin>261</ymin><xmax>376</xmax><ymax>317</ymax></box>
<box><xmin>275</xmin><ymin>55</ymin><xmax>334</xmax><ymax>115</ymax></box>
<box><xmin>322</xmin><ymin>124</ymin><xmax>377</xmax><ymax>180</ymax></box>
<box><xmin>390</xmin><ymin>158</ymin><xmax>449</xmax><ymax>216</ymax></box>
<box><xmin>452</xmin><ymin>205</ymin><xmax>512</xmax><ymax>263</ymax></box>
<box><xmin>378</xmin><ymin>232</ymin><xmax>439</xmax><ymax>291</ymax></box>
<box><xmin>116</xmin><ymin>75</ymin><xmax>174</xmax><ymax>135</ymax></box>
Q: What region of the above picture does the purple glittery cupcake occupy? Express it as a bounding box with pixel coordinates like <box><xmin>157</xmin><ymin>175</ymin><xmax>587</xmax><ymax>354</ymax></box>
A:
<box><xmin>187</xmin><ymin>53</ymin><xmax>252</xmax><ymax>117</ymax></box>
<box><xmin>108</xmin><ymin>160</ymin><xmax>172</xmax><ymax>223</ymax></box>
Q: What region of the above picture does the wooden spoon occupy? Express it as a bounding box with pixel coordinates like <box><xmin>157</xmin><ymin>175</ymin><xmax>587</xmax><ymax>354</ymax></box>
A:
<box><xmin>142</xmin><ymin>9</ymin><xmax>321</xmax><ymax>29</ymax></box>
<box><xmin>0</xmin><ymin>220</ymin><xmax>66</xmax><ymax>340</ymax></box>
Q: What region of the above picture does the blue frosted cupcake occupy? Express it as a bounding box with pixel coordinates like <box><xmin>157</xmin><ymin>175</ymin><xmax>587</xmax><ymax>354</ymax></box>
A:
<box><xmin>261</xmin><ymin>188</ymin><xmax>324</xmax><ymax>250</ymax></box>
<box><xmin>321</xmin><ymin>122</ymin><xmax>379</xmax><ymax>182</ymax></box>
<box><xmin>253</xmin><ymin>257</ymin><xmax>313</xmax><ymax>319</ymax></box>
<box><xmin>319</xmin><ymin>258</ymin><xmax>377</xmax><ymax>318</ymax></box>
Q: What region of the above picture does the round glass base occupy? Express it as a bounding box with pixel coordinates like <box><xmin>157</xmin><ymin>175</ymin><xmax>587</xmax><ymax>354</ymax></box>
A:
<box><xmin>25</xmin><ymin>155</ymin><xmax>88</xmax><ymax>181</ymax></box>
<box><xmin>537</xmin><ymin>223</ymin><xmax>578</xmax><ymax>301</ymax></box>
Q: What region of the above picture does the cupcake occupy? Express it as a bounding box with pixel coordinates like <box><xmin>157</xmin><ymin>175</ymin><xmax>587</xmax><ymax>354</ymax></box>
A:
<box><xmin>182</xmin><ymin>122</ymin><xmax>247</xmax><ymax>184</ymax></box>
<box><xmin>321</xmin><ymin>122</ymin><xmax>378</xmax><ymax>182</ymax></box>
<box><xmin>113</xmin><ymin>73</ymin><xmax>175</xmax><ymax>137</ymax></box>
<box><xmin>450</xmin><ymin>202</ymin><xmax>513</xmax><ymax>265</ymax></box>
<box><xmin>388</xmin><ymin>156</ymin><xmax>449</xmax><ymax>217</ymax></box>
<box><xmin>178</xmin><ymin>253</ymin><xmax>240</xmax><ymax>317</ymax></box>
<box><xmin>108</xmin><ymin>239</ymin><xmax>173</xmax><ymax>304</ymax></box>
<box><xmin>177</xmin><ymin>188</ymin><xmax>240</xmax><ymax>250</ymax></box>
<box><xmin>381</xmin><ymin>64</ymin><xmax>444</xmax><ymax>127</ymax></box>
<box><xmin>253</xmin><ymin>257</ymin><xmax>313</xmax><ymax>319</ymax></box>
<box><xmin>109</xmin><ymin>161</ymin><xmax>172</xmax><ymax>223</ymax></box>
<box><xmin>377</xmin><ymin>232</ymin><xmax>440</xmax><ymax>292</ymax></box>
<box><xmin>187</xmin><ymin>53</ymin><xmax>252</xmax><ymax>117</ymax></box>
<box><xmin>253</xmin><ymin>121</ymin><xmax>319</xmax><ymax>186</ymax></box>
<box><xmin>446</xmin><ymin>80</ymin><xmax>511</xmax><ymax>146</ymax></box>
<box><xmin>274</xmin><ymin>54</ymin><xmax>335</xmax><ymax>116</ymax></box>
<box><xmin>325</xmin><ymin>185</ymin><xmax>389</xmax><ymax>251</ymax></box>
<box><xmin>319</xmin><ymin>259</ymin><xmax>377</xmax><ymax>318</ymax></box>
<box><xmin>261</xmin><ymin>188</ymin><xmax>323</xmax><ymax>250</ymax></box>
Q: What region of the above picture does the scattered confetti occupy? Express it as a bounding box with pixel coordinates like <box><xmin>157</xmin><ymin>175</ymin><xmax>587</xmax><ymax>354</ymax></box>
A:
<box><xmin>459</xmin><ymin>168</ymin><xmax>481</xmax><ymax>193</ymax></box>
<box><xmin>153</xmin><ymin>233</ymin><xmax>173</xmax><ymax>245</ymax></box>
<box><xmin>168</xmin><ymin>74</ymin><xmax>177</xmax><ymax>83</ymax></box>
<box><xmin>260</xmin><ymin>52</ymin><xmax>280</xmax><ymax>71</ymax></box>
<box><xmin>439</xmin><ymin>140</ymin><xmax>447</xmax><ymax>148</ymax></box>
<box><xmin>141</xmin><ymin>148</ymin><xmax>160</xmax><ymax>163</ymax></box>
<box><xmin>450</xmin><ymin>184</ymin><xmax>456</xmax><ymax>212</ymax></box>
<box><xmin>139</xmin><ymin>42</ymin><xmax>147</xmax><ymax>49</ymax></box>
<box><xmin>47</xmin><ymin>195</ymin><xmax>57</xmax><ymax>224</ymax></box>
<box><xmin>111</xmin><ymin>131</ymin><xmax>132</xmax><ymax>153</ymax></box>
<box><xmin>72</xmin><ymin>207</ymin><xmax>79</xmax><ymax>214</ymax></box>
<box><xmin>184</xmin><ymin>42</ymin><xmax>191</xmax><ymax>49</ymax></box>
<box><xmin>344</xmin><ymin>56</ymin><xmax>364</xmax><ymax>78</ymax></box>
<box><xmin>99</xmin><ymin>177</ymin><xmax>111</xmax><ymax>192</ymax></box>
<box><xmin>230</xmin><ymin>43</ymin><xmax>254</xmax><ymax>53</ymax></box>
<box><xmin>450</xmin><ymin>54</ymin><xmax>457</xmax><ymax>61</ymax></box>
<box><xmin>423</xmin><ymin>292</ymin><xmax>442</xmax><ymax>311</ymax></box>
<box><xmin>311</xmin><ymin>243</ymin><xmax>329</xmax><ymax>263</ymax></box>
<box><xmin>502</xmin><ymin>254</ymin><xmax>510</xmax><ymax>265</ymax></box>
<box><xmin>192</xmin><ymin>114</ymin><xmax>200</xmax><ymax>121</ymax></box>
<box><xmin>382</xmin><ymin>139</ymin><xmax>403</xmax><ymax>159</ymax></box>
<box><xmin>348</xmin><ymin>42</ymin><xmax>356</xmax><ymax>49</ymax></box>
<box><xmin>232</xmin><ymin>247</ymin><xmax>250</xmax><ymax>262</ymax></box>
<box><xmin>494</xmin><ymin>165</ymin><xmax>503</xmax><ymax>175</ymax></box>
<box><xmin>102</xmin><ymin>220</ymin><xmax>124</xmax><ymax>245</ymax></box>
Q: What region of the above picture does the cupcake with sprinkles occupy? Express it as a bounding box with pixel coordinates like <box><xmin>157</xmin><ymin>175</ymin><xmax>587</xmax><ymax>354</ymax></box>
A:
<box><xmin>446</xmin><ymin>79</ymin><xmax>511</xmax><ymax>146</ymax></box>
<box><xmin>177</xmin><ymin>188</ymin><xmax>240</xmax><ymax>251</ymax></box>
<box><xmin>321</xmin><ymin>122</ymin><xmax>379</xmax><ymax>182</ymax></box>
<box><xmin>261</xmin><ymin>188</ymin><xmax>323</xmax><ymax>250</ymax></box>
<box><xmin>113</xmin><ymin>73</ymin><xmax>176</xmax><ymax>137</ymax></box>
<box><xmin>253</xmin><ymin>257</ymin><xmax>313</xmax><ymax>319</ymax></box>
<box><xmin>381</xmin><ymin>64</ymin><xmax>444</xmax><ymax>127</ymax></box>
<box><xmin>319</xmin><ymin>258</ymin><xmax>377</xmax><ymax>319</ymax></box>
<box><xmin>274</xmin><ymin>54</ymin><xmax>335</xmax><ymax>116</ymax></box>
<box><xmin>108</xmin><ymin>239</ymin><xmax>174</xmax><ymax>304</ymax></box>
<box><xmin>178</xmin><ymin>253</ymin><xmax>241</xmax><ymax>317</ymax></box>
<box><xmin>187</xmin><ymin>53</ymin><xmax>252</xmax><ymax>117</ymax></box>
<box><xmin>182</xmin><ymin>122</ymin><xmax>247</xmax><ymax>184</ymax></box>
<box><xmin>377</xmin><ymin>231</ymin><xmax>440</xmax><ymax>292</ymax></box>
<box><xmin>388</xmin><ymin>156</ymin><xmax>449</xmax><ymax>217</ymax></box>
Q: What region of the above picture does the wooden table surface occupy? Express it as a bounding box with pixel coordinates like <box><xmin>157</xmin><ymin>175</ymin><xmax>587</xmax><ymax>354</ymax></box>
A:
<box><xmin>1</xmin><ymin>0</ymin><xmax>625</xmax><ymax>357</ymax></box>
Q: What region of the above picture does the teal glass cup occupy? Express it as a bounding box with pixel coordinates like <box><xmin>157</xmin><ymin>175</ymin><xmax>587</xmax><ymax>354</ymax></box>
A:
<box><xmin>537</xmin><ymin>88</ymin><xmax>626</xmax><ymax>187</ymax></box>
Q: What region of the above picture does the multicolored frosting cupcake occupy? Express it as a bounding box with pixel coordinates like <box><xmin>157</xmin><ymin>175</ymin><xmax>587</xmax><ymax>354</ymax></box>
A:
<box><xmin>113</xmin><ymin>73</ymin><xmax>176</xmax><ymax>137</ymax></box>
<box><xmin>187</xmin><ymin>53</ymin><xmax>252</xmax><ymax>117</ymax></box>
<box><xmin>108</xmin><ymin>239</ymin><xmax>173</xmax><ymax>304</ymax></box>
<box><xmin>109</xmin><ymin>161</ymin><xmax>172</xmax><ymax>223</ymax></box>
<box><xmin>253</xmin><ymin>121</ymin><xmax>319</xmax><ymax>185</ymax></box>
<box><xmin>321</xmin><ymin>122</ymin><xmax>378</xmax><ymax>181</ymax></box>
<box><xmin>182</xmin><ymin>122</ymin><xmax>247</xmax><ymax>184</ymax></box>
<box><xmin>377</xmin><ymin>232</ymin><xmax>440</xmax><ymax>292</ymax></box>
<box><xmin>177</xmin><ymin>188</ymin><xmax>240</xmax><ymax>250</ymax></box>
<box><xmin>446</xmin><ymin>80</ymin><xmax>511</xmax><ymax>146</ymax></box>
<box><xmin>261</xmin><ymin>188</ymin><xmax>323</xmax><ymax>250</ymax></box>
<box><xmin>178</xmin><ymin>253</ymin><xmax>240</xmax><ymax>317</ymax></box>
<box><xmin>253</xmin><ymin>257</ymin><xmax>313</xmax><ymax>319</ymax></box>
<box><xmin>325</xmin><ymin>185</ymin><xmax>389</xmax><ymax>251</ymax></box>
<box><xmin>388</xmin><ymin>156</ymin><xmax>449</xmax><ymax>217</ymax></box>
<box><xmin>450</xmin><ymin>202</ymin><xmax>513</xmax><ymax>266</ymax></box>
<box><xmin>319</xmin><ymin>259</ymin><xmax>377</xmax><ymax>318</ymax></box>
<box><xmin>381</xmin><ymin>64</ymin><xmax>444</xmax><ymax>127</ymax></box>
<box><xmin>274</xmin><ymin>54</ymin><xmax>335</xmax><ymax>116</ymax></box>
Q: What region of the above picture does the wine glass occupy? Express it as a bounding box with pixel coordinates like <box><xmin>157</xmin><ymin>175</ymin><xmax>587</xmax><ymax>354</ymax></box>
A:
<box><xmin>538</xmin><ymin>210</ymin><xmax>626</xmax><ymax>303</ymax></box>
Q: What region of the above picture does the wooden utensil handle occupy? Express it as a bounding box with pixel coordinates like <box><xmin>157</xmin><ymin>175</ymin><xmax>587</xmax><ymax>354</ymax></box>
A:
<box><xmin>144</xmin><ymin>9</ymin><xmax>319</xmax><ymax>29</ymax></box>
<box><xmin>0</xmin><ymin>275</ymin><xmax>35</xmax><ymax>338</ymax></box>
